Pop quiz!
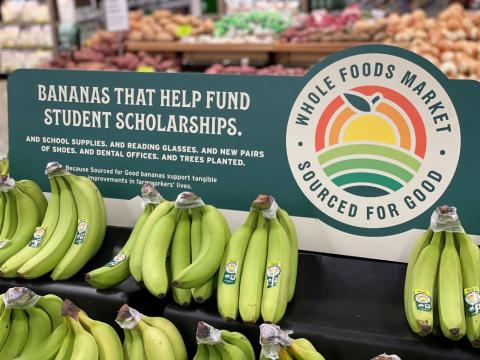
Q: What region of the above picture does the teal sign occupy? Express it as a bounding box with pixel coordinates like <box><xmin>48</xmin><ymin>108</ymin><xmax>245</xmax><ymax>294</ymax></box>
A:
<box><xmin>7</xmin><ymin>45</ymin><xmax>480</xmax><ymax>240</ymax></box>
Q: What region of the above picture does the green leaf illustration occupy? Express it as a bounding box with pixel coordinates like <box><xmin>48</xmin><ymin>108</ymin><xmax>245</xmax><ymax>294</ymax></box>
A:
<box><xmin>344</xmin><ymin>93</ymin><xmax>371</xmax><ymax>112</ymax></box>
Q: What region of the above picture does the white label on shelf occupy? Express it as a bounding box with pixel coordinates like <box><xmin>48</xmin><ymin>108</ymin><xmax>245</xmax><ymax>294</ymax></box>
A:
<box><xmin>104</xmin><ymin>0</ymin><xmax>129</xmax><ymax>32</ymax></box>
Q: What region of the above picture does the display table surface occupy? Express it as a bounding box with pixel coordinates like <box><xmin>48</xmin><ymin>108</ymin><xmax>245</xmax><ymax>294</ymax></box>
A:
<box><xmin>125</xmin><ymin>41</ymin><xmax>407</xmax><ymax>67</ymax></box>
<box><xmin>0</xmin><ymin>226</ymin><xmax>477</xmax><ymax>359</ymax></box>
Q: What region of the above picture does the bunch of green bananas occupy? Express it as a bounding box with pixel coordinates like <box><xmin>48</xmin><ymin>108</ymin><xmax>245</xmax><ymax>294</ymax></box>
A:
<box><xmin>259</xmin><ymin>324</ymin><xmax>326</xmax><ymax>360</ymax></box>
<box><xmin>116</xmin><ymin>304</ymin><xmax>187</xmax><ymax>360</ymax></box>
<box><xmin>0</xmin><ymin>287</ymin><xmax>65</xmax><ymax>359</ymax></box>
<box><xmin>0</xmin><ymin>162</ymin><xmax>107</xmax><ymax>280</ymax></box>
<box><xmin>55</xmin><ymin>299</ymin><xmax>124</xmax><ymax>360</ymax></box>
<box><xmin>0</xmin><ymin>176</ymin><xmax>46</xmax><ymax>266</ymax></box>
<box><xmin>193</xmin><ymin>321</ymin><xmax>255</xmax><ymax>360</ymax></box>
<box><xmin>404</xmin><ymin>206</ymin><xmax>480</xmax><ymax>347</ymax></box>
<box><xmin>89</xmin><ymin>191</ymin><xmax>229</xmax><ymax>306</ymax></box>
<box><xmin>259</xmin><ymin>338</ymin><xmax>326</xmax><ymax>360</ymax></box>
<box><xmin>217</xmin><ymin>194</ymin><xmax>298</xmax><ymax>324</ymax></box>
<box><xmin>86</xmin><ymin>182</ymin><xmax>163</xmax><ymax>289</ymax></box>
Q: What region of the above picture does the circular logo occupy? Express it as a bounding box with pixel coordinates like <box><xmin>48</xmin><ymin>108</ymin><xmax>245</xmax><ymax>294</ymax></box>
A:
<box><xmin>465</xmin><ymin>291</ymin><xmax>480</xmax><ymax>306</ymax></box>
<box><xmin>33</xmin><ymin>228</ymin><xmax>45</xmax><ymax>239</ymax></box>
<box><xmin>225</xmin><ymin>262</ymin><xmax>238</xmax><ymax>275</ymax></box>
<box><xmin>77</xmin><ymin>220</ymin><xmax>88</xmax><ymax>232</ymax></box>
<box><xmin>287</xmin><ymin>52</ymin><xmax>460</xmax><ymax>229</ymax></box>
<box><xmin>113</xmin><ymin>252</ymin><xmax>127</xmax><ymax>263</ymax></box>
<box><xmin>415</xmin><ymin>293</ymin><xmax>431</xmax><ymax>304</ymax></box>
<box><xmin>266</xmin><ymin>265</ymin><xmax>281</xmax><ymax>277</ymax></box>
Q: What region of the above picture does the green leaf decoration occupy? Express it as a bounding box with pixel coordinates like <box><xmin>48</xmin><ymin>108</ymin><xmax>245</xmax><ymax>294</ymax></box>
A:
<box><xmin>343</xmin><ymin>93</ymin><xmax>371</xmax><ymax>112</ymax></box>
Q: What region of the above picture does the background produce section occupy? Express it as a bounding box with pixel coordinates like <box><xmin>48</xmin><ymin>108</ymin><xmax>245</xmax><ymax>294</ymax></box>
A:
<box><xmin>31</xmin><ymin>3</ymin><xmax>480</xmax><ymax>81</ymax></box>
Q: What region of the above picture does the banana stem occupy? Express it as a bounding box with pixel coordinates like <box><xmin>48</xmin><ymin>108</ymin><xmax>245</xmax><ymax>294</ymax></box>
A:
<box><xmin>61</xmin><ymin>299</ymin><xmax>81</xmax><ymax>319</ymax></box>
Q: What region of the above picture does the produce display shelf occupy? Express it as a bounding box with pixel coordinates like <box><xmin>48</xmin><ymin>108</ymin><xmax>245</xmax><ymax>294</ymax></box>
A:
<box><xmin>0</xmin><ymin>226</ymin><xmax>476</xmax><ymax>359</ymax></box>
<box><xmin>126</xmin><ymin>41</ymin><xmax>375</xmax><ymax>53</ymax></box>
<box><xmin>0</xmin><ymin>45</ymin><xmax>54</xmax><ymax>50</ymax></box>
<box><xmin>125</xmin><ymin>41</ymin><xmax>406</xmax><ymax>67</ymax></box>
<box><xmin>0</xmin><ymin>21</ymin><xmax>51</xmax><ymax>27</ymax></box>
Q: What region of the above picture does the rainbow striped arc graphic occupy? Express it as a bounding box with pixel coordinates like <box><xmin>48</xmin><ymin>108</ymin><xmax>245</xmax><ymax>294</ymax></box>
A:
<box><xmin>315</xmin><ymin>86</ymin><xmax>427</xmax><ymax>198</ymax></box>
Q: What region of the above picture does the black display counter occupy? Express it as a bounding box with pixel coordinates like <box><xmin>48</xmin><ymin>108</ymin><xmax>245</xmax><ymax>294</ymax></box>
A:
<box><xmin>0</xmin><ymin>226</ymin><xmax>477</xmax><ymax>360</ymax></box>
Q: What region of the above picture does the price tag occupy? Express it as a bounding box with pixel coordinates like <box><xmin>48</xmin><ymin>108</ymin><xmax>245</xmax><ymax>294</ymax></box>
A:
<box><xmin>137</xmin><ymin>66</ymin><xmax>155</xmax><ymax>73</ymax></box>
<box><xmin>176</xmin><ymin>25</ymin><xmax>192</xmax><ymax>38</ymax></box>
<box><xmin>104</xmin><ymin>0</ymin><xmax>129</xmax><ymax>32</ymax></box>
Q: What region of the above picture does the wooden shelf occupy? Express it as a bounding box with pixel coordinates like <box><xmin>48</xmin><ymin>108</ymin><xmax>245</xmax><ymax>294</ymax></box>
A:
<box><xmin>0</xmin><ymin>21</ymin><xmax>51</xmax><ymax>26</ymax></box>
<box><xmin>0</xmin><ymin>45</ymin><xmax>54</xmax><ymax>50</ymax></box>
<box><xmin>126</xmin><ymin>41</ymin><xmax>377</xmax><ymax>53</ymax></box>
<box><xmin>125</xmin><ymin>41</ymin><xmax>393</xmax><ymax>67</ymax></box>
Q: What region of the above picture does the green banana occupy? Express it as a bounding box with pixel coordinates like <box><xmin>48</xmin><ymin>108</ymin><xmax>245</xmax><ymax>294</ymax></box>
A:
<box><xmin>170</xmin><ymin>210</ymin><xmax>192</xmax><ymax>307</ymax></box>
<box><xmin>0</xmin><ymin>308</ymin><xmax>12</xmax><ymax>349</ymax></box>
<box><xmin>280</xmin><ymin>347</ymin><xmax>294</xmax><ymax>360</ymax></box>
<box><xmin>54</xmin><ymin>321</ymin><xmax>74</xmax><ymax>360</ymax></box>
<box><xmin>408</xmin><ymin>231</ymin><xmax>444</xmax><ymax>336</ymax></box>
<box><xmin>0</xmin><ymin>192</ymin><xmax>7</xmax><ymax>234</ymax></box>
<box><xmin>123</xmin><ymin>329</ymin><xmax>131</xmax><ymax>360</ymax></box>
<box><xmin>83</xmin><ymin>176</ymin><xmax>107</xmax><ymax>257</ymax></box>
<box><xmin>0</xmin><ymin>187</ymin><xmax>40</xmax><ymax>265</ymax></box>
<box><xmin>78</xmin><ymin>311</ymin><xmax>124</xmax><ymax>360</ymax></box>
<box><xmin>193</xmin><ymin>344</ymin><xmax>208</xmax><ymax>360</ymax></box>
<box><xmin>16</xmin><ymin>180</ymin><xmax>48</xmax><ymax>220</ymax></box>
<box><xmin>207</xmin><ymin>344</ymin><xmax>223</xmax><ymax>360</ymax></box>
<box><xmin>220</xmin><ymin>330</ymin><xmax>255</xmax><ymax>360</ymax></box>
<box><xmin>0</xmin><ymin>177</ymin><xmax>60</xmax><ymax>277</ymax></box>
<box><xmin>191</xmin><ymin>208</ymin><xmax>214</xmax><ymax>303</ymax></box>
<box><xmin>17</xmin><ymin>177</ymin><xmax>77</xmax><ymax>279</ymax></box>
<box><xmin>0</xmin><ymin>158</ymin><xmax>9</xmax><ymax>176</ymax></box>
<box><xmin>457</xmin><ymin>232</ymin><xmax>480</xmax><ymax>347</ymax></box>
<box><xmin>142</xmin><ymin>207</ymin><xmax>180</xmax><ymax>298</ymax></box>
<box><xmin>51</xmin><ymin>175</ymin><xmax>106</xmax><ymax>280</ymax></box>
<box><xmin>217</xmin><ymin>211</ymin><xmax>257</xmax><ymax>321</ymax></box>
<box><xmin>192</xmin><ymin>278</ymin><xmax>214</xmax><ymax>303</ymax></box>
<box><xmin>215</xmin><ymin>341</ymin><xmax>247</xmax><ymax>360</ymax></box>
<box><xmin>438</xmin><ymin>231</ymin><xmax>466</xmax><ymax>340</ymax></box>
<box><xmin>128</xmin><ymin>327</ymin><xmax>146</xmax><ymax>360</ymax></box>
<box><xmin>277</xmin><ymin>208</ymin><xmax>298</xmax><ymax>302</ymax></box>
<box><xmin>130</xmin><ymin>201</ymin><xmax>174</xmax><ymax>282</ymax></box>
<box><xmin>404</xmin><ymin>229</ymin><xmax>433</xmax><ymax>335</ymax></box>
<box><xmin>86</xmin><ymin>203</ymin><xmax>154</xmax><ymax>289</ymax></box>
<box><xmin>142</xmin><ymin>315</ymin><xmax>187</xmax><ymax>360</ymax></box>
<box><xmin>0</xmin><ymin>309</ymin><xmax>28</xmax><ymax>359</ymax></box>
<box><xmin>14</xmin><ymin>320</ymin><xmax>68</xmax><ymax>360</ymax></box>
<box><xmin>137</xmin><ymin>320</ymin><xmax>176</xmax><ymax>359</ymax></box>
<box><xmin>239</xmin><ymin>215</ymin><xmax>268</xmax><ymax>324</ymax></box>
<box><xmin>261</xmin><ymin>218</ymin><xmax>291</xmax><ymax>324</ymax></box>
<box><xmin>36</xmin><ymin>294</ymin><xmax>64</xmax><ymax>329</ymax></box>
<box><xmin>173</xmin><ymin>205</ymin><xmax>227</xmax><ymax>289</ymax></box>
<box><xmin>85</xmin><ymin>204</ymin><xmax>155</xmax><ymax>289</ymax></box>
<box><xmin>190</xmin><ymin>208</ymin><xmax>203</xmax><ymax>296</ymax></box>
<box><xmin>0</xmin><ymin>191</ymin><xmax>17</xmax><ymax>241</ymax></box>
<box><xmin>68</xmin><ymin>316</ymin><xmax>99</xmax><ymax>360</ymax></box>
<box><xmin>21</xmin><ymin>307</ymin><xmax>52</xmax><ymax>354</ymax></box>
<box><xmin>289</xmin><ymin>338</ymin><xmax>326</xmax><ymax>360</ymax></box>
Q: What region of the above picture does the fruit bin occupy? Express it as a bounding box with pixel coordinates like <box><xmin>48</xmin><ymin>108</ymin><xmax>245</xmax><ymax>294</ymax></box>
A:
<box><xmin>0</xmin><ymin>226</ymin><xmax>477</xmax><ymax>360</ymax></box>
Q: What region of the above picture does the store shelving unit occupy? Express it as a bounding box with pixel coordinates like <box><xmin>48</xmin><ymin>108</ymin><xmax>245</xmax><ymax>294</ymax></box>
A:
<box><xmin>0</xmin><ymin>0</ymin><xmax>58</xmax><ymax>73</ymax></box>
<box><xmin>0</xmin><ymin>225</ymin><xmax>477</xmax><ymax>360</ymax></box>
<box><xmin>126</xmin><ymin>40</ymin><xmax>396</xmax><ymax>66</ymax></box>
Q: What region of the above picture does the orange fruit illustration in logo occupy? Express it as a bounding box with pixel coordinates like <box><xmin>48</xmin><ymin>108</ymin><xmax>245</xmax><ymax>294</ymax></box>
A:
<box><xmin>315</xmin><ymin>86</ymin><xmax>427</xmax><ymax>197</ymax></box>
